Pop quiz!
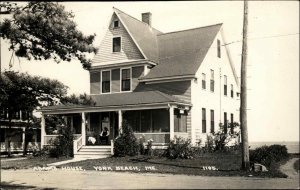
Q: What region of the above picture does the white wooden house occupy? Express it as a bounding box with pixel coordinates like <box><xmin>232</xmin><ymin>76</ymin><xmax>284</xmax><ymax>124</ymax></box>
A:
<box><xmin>40</xmin><ymin>8</ymin><xmax>240</xmax><ymax>159</ymax></box>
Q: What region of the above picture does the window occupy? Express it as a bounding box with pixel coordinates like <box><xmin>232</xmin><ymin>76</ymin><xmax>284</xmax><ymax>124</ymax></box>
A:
<box><xmin>174</xmin><ymin>109</ymin><xmax>187</xmax><ymax>132</ymax></box>
<box><xmin>121</xmin><ymin>68</ymin><xmax>131</xmax><ymax>91</ymax></box>
<box><xmin>202</xmin><ymin>108</ymin><xmax>206</xmax><ymax>133</ymax></box>
<box><xmin>231</xmin><ymin>84</ymin><xmax>234</xmax><ymax>98</ymax></box>
<box><xmin>210</xmin><ymin>110</ymin><xmax>215</xmax><ymax>133</ymax></box>
<box><xmin>230</xmin><ymin>113</ymin><xmax>234</xmax><ymax>134</ymax></box>
<box><xmin>224</xmin><ymin>75</ymin><xmax>227</xmax><ymax>96</ymax></box>
<box><xmin>124</xmin><ymin>109</ymin><xmax>169</xmax><ymax>133</ymax></box>
<box><xmin>217</xmin><ymin>39</ymin><xmax>221</xmax><ymax>58</ymax></box>
<box><xmin>113</xmin><ymin>20</ymin><xmax>119</xmax><ymax>28</ymax></box>
<box><xmin>202</xmin><ymin>73</ymin><xmax>206</xmax><ymax>89</ymax></box>
<box><xmin>113</xmin><ymin>37</ymin><xmax>121</xmax><ymax>52</ymax></box>
<box><xmin>224</xmin><ymin>112</ymin><xmax>228</xmax><ymax>134</ymax></box>
<box><xmin>102</xmin><ymin>70</ymin><xmax>111</xmax><ymax>93</ymax></box>
<box><xmin>210</xmin><ymin>69</ymin><xmax>214</xmax><ymax>92</ymax></box>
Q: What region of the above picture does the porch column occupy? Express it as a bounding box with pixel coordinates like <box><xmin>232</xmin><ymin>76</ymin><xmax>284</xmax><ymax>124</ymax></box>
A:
<box><xmin>22</xmin><ymin>127</ymin><xmax>25</xmax><ymax>148</ymax></box>
<box><xmin>169</xmin><ymin>105</ymin><xmax>175</xmax><ymax>140</ymax></box>
<box><xmin>41</xmin><ymin>113</ymin><xmax>46</xmax><ymax>148</ymax></box>
<box><xmin>118</xmin><ymin>110</ymin><xmax>122</xmax><ymax>134</ymax></box>
<box><xmin>81</xmin><ymin>112</ymin><xmax>86</xmax><ymax>145</ymax></box>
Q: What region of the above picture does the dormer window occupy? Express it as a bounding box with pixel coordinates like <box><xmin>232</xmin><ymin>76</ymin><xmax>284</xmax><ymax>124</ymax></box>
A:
<box><xmin>113</xmin><ymin>37</ymin><xmax>121</xmax><ymax>52</ymax></box>
<box><xmin>113</xmin><ymin>20</ymin><xmax>119</xmax><ymax>28</ymax></box>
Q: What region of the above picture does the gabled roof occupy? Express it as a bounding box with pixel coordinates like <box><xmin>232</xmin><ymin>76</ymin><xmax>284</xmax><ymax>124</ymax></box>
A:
<box><xmin>41</xmin><ymin>91</ymin><xmax>191</xmax><ymax>113</ymax></box>
<box><xmin>113</xmin><ymin>7</ymin><xmax>163</xmax><ymax>63</ymax></box>
<box><xmin>140</xmin><ymin>24</ymin><xmax>222</xmax><ymax>80</ymax></box>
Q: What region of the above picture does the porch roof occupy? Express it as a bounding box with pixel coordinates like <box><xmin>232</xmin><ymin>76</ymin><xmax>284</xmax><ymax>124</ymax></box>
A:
<box><xmin>40</xmin><ymin>91</ymin><xmax>191</xmax><ymax>113</ymax></box>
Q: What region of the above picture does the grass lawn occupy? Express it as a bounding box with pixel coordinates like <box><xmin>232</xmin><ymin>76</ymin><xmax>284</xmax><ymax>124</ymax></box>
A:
<box><xmin>1</xmin><ymin>155</ymin><xmax>70</xmax><ymax>170</ymax></box>
<box><xmin>59</xmin><ymin>152</ymin><xmax>288</xmax><ymax>178</ymax></box>
<box><xmin>1</xmin><ymin>152</ymin><xmax>294</xmax><ymax>178</ymax></box>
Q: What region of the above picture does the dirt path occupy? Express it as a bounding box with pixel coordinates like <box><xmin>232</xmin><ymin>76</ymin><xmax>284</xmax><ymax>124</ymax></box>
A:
<box><xmin>280</xmin><ymin>157</ymin><xmax>299</xmax><ymax>179</ymax></box>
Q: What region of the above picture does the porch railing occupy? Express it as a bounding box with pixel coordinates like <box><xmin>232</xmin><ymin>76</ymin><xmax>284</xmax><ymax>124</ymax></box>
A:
<box><xmin>110</xmin><ymin>140</ymin><xmax>114</xmax><ymax>155</ymax></box>
<box><xmin>44</xmin><ymin>135</ymin><xmax>59</xmax><ymax>145</ymax></box>
<box><xmin>73</xmin><ymin>135</ymin><xmax>83</xmax><ymax>154</ymax></box>
<box><xmin>44</xmin><ymin>134</ymin><xmax>82</xmax><ymax>145</ymax></box>
<box><xmin>134</xmin><ymin>133</ymin><xmax>170</xmax><ymax>143</ymax></box>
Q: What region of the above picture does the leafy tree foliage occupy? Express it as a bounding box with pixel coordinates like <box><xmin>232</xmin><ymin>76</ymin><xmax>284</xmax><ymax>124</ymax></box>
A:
<box><xmin>0</xmin><ymin>2</ymin><xmax>97</xmax><ymax>69</ymax></box>
<box><xmin>0</xmin><ymin>71</ymin><xmax>96</xmax><ymax>156</ymax></box>
<box><xmin>0</xmin><ymin>71</ymin><xmax>68</xmax><ymax>156</ymax></box>
<box><xmin>0</xmin><ymin>71</ymin><xmax>68</xmax><ymax>113</ymax></box>
<box><xmin>61</xmin><ymin>93</ymin><xmax>96</xmax><ymax>106</ymax></box>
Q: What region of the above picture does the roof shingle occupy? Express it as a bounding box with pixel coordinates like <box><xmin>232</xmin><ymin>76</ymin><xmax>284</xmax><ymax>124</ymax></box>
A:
<box><xmin>114</xmin><ymin>7</ymin><xmax>163</xmax><ymax>63</ymax></box>
<box><xmin>141</xmin><ymin>24</ymin><xmax>222</xmax><ymax>80</ymax></box>
<box><xmin>41</xmin><ymin>91</ymin><xmax>190</xmax><ymax>112</ymax></box>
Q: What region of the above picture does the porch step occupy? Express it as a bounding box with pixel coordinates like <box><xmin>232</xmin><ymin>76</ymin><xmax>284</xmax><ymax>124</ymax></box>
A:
<box><xmin>74</xmin><ymin>145</ymin><xmax>112</xmax><ymax>159</ymax></box>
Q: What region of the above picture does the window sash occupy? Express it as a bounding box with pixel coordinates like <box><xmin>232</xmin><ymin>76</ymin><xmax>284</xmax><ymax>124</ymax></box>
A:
<box><xmin>102</xmin><ymin>71</ymin><xmax>111</xmax><ymax>93</ymax></box>
<box><xmin>174</xmin><ymin>110</ymin><xmax>187</xmax><ymax>132</ymax></box>
<box><xmin>113</xmin><ymin>20</ymin><xmax>119</xmax><ymax>28</ymax></box>
<box><xmin>224</xmin><ymin>112</ymin><xmax>228</xmax><ymax>134</ymax></box>
<box><xmin>113</xmin><ymin>37</ymin><xmax>121</xmax><ymax>52</ymax></box>
<box><xmin>217</xmin><ymin>39</ymin><xmax>221</xmax><ymax>58</ymax></box>
<box><xmin>202</xmin><ymin>108</ymin><xmax>206</xmax><ymax>133</ymax></box>
<box><xmin>121</xmin><ymin>80</ymin><xmax>130</xmax><ymax>91</ymax></box>
<box><xmin>210</xmin><ymin>110</ymin><xmax>214</xmax><ymax>133</ymax></box>
<box><xmin>210</xmin><ymin>80</ymin><xmax>214</xmax><ymax>92</ymax></box>
<box><xmin>121</xmin><ymin>69</ymin><xmax>131</xmax><ymax>91</ymax></box>
<box><xmin>202</xmin><ymin>80</ymin><xmax>206</xmax><ymax>89</ymax></box>
<box><xmin>224</xmin><ymin>85</ymin><xmax>227</xmax><ymax>96</ymax></box>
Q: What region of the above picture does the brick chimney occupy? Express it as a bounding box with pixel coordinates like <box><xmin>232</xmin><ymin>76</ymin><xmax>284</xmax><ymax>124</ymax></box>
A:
<box><xmin>142</xmin><ymin>12</ymin><xmax>152</xmax><ymax>26</ymax></box>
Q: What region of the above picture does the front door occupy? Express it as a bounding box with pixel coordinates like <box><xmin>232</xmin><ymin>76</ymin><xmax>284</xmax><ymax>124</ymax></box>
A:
<box><xmin>87</xmin><ymin>112</ymin><xmax>118</xmax><ymax>146</ymax></box>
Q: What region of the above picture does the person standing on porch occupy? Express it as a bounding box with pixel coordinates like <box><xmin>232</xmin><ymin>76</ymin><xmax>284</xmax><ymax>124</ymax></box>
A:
<box><xmin>100</xmin><ymin>127</ymin><xmax>109</xmax><ymax>145</ymax></box>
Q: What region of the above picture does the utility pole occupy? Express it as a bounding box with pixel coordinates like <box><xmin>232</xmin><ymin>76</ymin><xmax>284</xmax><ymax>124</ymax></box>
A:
<box><xmin>240</xmin><ymin>0</ymin><xmax>250</xmax><ymax>170</ymax></box>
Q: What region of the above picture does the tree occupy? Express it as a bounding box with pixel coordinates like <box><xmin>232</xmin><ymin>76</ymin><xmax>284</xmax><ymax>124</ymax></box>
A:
<box><xmin>0</xmin><ymin>71</ymin><xmax>68</xmax><ymax>156</ymax></box>
<box><xmin>61</xmin><ymin>93</ymin><xmax>96</xmax><ymax>106</ymax></box>
<box><xmin>0</xmin><ymin>2</ymin><xmax>97</xmax><ymax>70</ymax></box>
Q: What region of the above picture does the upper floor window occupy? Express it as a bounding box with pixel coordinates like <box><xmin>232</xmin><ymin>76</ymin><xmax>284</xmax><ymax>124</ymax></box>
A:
<box><xmin>102</xmin><ymin>70</ymin><xmax>111</xmax><ymax>93</ymax></box>
<box><xmin>121</xmin><ymin>68</ymin><xmax>131</xmax><ymax>91</ymax></box>
<box><xmin>113</xmin><ymin>20</ymin><xmax>120</xmax><ymax>28</ymax></box>
<box><xmin>217</xmin><ymin>39</ymin><xmax>221</xmax><ymax>58</ymax></box>
<box><xmin>210</xmin><ymin>69</ymin><xmax>214</xmax><ymax>92</ymax></box>
<box><xmin>231</xmin><ymin>84</ymin><xmax>234</xmax><ymax>98</ymax></box>
<box><xmin>113</xmin><ymin>37</ymin><xmax>121</xmax><ymax>52</ymax></box>
<box><xmin>202</xmin><ymin>73</ymin><xmax>206</xmax><ymax>89</ymax></box>
<box><xmin>224</xmin><ymin>75</ymin><xmax>227</xmax><ymax>96</ymax></box>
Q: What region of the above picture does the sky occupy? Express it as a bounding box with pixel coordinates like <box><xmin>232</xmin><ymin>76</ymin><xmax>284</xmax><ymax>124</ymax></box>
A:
<box><xmin>1</xmin><ymin>1</ymin><xmax>299</xmax><ymax>142</ymax></box>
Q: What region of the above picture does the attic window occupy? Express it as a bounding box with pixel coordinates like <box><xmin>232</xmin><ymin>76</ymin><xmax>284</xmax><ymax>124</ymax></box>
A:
<box><xmin>217</xmin><ymin>39</ymin><xmax>221</xmax><ymax>58</ymax></box>
<box><xmin>113</xmin><ymin>37</ymin><xmax>121</xmax><ymax>52</ymax></box>
<box><xmin>113</xmin><ymin>20</ymin><xmax>119</xmax><ymax>28</ymax></box>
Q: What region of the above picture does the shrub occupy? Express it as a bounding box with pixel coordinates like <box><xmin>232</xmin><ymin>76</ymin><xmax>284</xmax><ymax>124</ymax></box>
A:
<box><xmin>203</xmin><ymin>135</ymin><xmax>215</xmax><ymax>153</ymax></box>
<box><xmin>165</xmin><ymin>136</ymin><xmax>194</xmax><ymax>159</ymax></box>
<box><xmin>138</xmin><ymin>135</ymin><xmax>146</xmax><ymax>155</ymax></box>
<box><xmin>114</xmin><ymin>121</ymin><xmax>139</xmax><ymax>157</ymax></box>
<box><xmin>43</xmin><ymin>124</ymin><xmax>74</xmax><ymax>158</ymax></box>
<box><xmin>250</xmin><ymin>144</ymin><xmax>289</xmax><ymax>168</ymax></box>
<box><xmin>146</xmin><ymin>139</ymin><xmax>154</xmax><ymax>156</ymax></box>
<box><xmin>214</xmin><ymin>122</ymin><xmax>240</xmax><ymax>152</ymax></box>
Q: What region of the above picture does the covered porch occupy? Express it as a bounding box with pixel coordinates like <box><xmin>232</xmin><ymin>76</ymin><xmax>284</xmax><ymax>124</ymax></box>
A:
<box><xmin>40</xmin><ymin>91</ymin><xmax>191</xmax><ymax>155</ymax></box>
